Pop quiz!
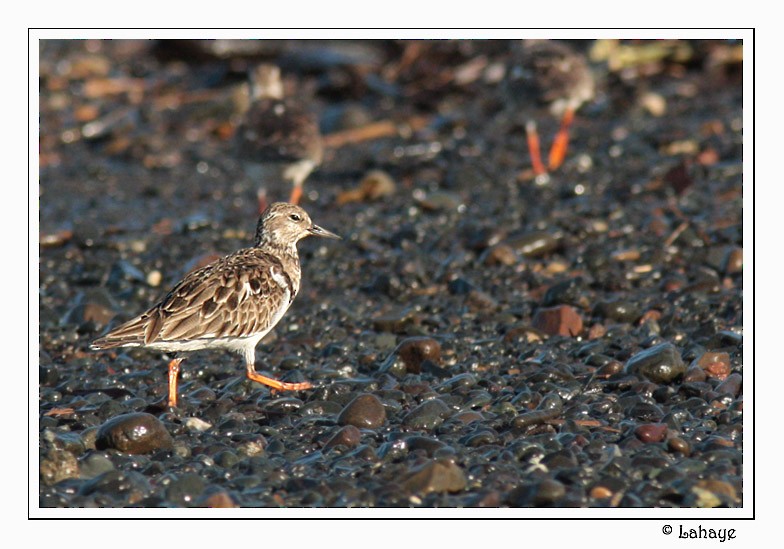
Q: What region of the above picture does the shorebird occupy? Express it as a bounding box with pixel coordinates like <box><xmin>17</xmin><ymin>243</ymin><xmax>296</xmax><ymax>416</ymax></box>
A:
<box><xmin>505</xmin><ymin>39</ymin><xmax>595</xmax><ymax>176</ymax></box>
<box><xmin>233</xmin><ymin>64</ymin><xmax>323</xmax><ymax>207</ymax></box>
<box><xmin>91</xmin><ymin>202</ymin><xmax>339</xmax><ymax>408</ymax></box>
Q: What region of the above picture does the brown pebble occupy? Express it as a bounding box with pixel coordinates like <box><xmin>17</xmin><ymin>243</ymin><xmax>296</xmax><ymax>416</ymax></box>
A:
<box><xmin>395</xmin><ymin>337</ymin><xmax>442</xmax><ymax>374</ymax></box>
<box><xmin>634</xmin><ymin>423</ymin><xmax>668</xmax><ymax>443</ymax></box>
<box><xmin>337</xmin><ymin>394</ymin><xmax>387</xmax><ymax>429</ymax></box>
<box><xmin>667</xmin><ymin>437</ymin><xmax>691</xmax><ymax>455</ymax></box>
<box><xmin>199</xmin><ymin>491</ymin><xmax>238</xmax><ymax>508</ymax></box>
<box><xmin>588</xmin><ymin>323</ymin><xmax>607</xmax><ymax>339</ymax></box>
<box><xmin>590</xmin><ymin>485</ymin><xmax>613</xmax><ymax>499</ymax></box>
<box><xmin>484</xmin><ymin>244</ymin><xmax>518</xmax><ymax>266</ymax></box>
<box><xmin>323</xmin><ymin>424</ymin><xmax>362</xmax><ymax>451</ymax></box>
<box><xmin>596</xmin><ymin>360</ymin><xmax>623</xmax><ymax>378</ymax></box>
<box><xmin>722</xmin><ymin>247</ymin><xmax>742</xmax><ymax>274</ymax></box>
<box><xmin>402</xmin><ymin>459</ymin><xmax>467</xmax><ymax>495</ymax></box>
<box><xmin>704</xmin><ymin>361</ymin><xmax>730</xmax><ymax>380</ymax></box>
<box><xmin>532</xmin><ymin>305</ymin><xmax>583</xmax><ymax>337</ymax></box>
<box><xmin>96</xmin><ymin>412</ymin><xmax>173</xmax><ymax>454</ymax></box>
<box><xmin>696</xmin><ymin>351</ymin><xmax>730</xmax><ymax>369</ymax></box>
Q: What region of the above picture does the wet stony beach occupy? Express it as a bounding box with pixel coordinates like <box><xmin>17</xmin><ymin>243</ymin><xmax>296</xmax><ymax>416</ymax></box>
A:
<box><xmin>38</xmin><ymin>39</ymin><xmax>743</xmax><ymax>508</ymax></box>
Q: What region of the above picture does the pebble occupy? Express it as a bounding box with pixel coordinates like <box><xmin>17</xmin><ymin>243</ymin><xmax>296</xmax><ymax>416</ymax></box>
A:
<box><xmin>323</xmin><ymin>425</ymin><xmax>362</xmax><ymax>451</ymax></box>
<box><xmin>79</xmin><ymin>452</ymin><xmax>116</xmax><ymax>478</ymax></box>
<box><xmin>40</xmin><ymin>449</ymin><xmax>79</xmax><ymax>485</ymax></box>
<box><xmin>506</xmin><ymin>231</ymin><xmax>561</xmax><ymax>258</ymax></box>
<box><xmin>401</xmin><ymin>459</ymin><xmax>467</xmax><ymax>495</ymax></box>
<box><xmin>722</xmin><ymin>247</ymin><xmax>742</xmax><ymax>274</ymax></box>
<box><xmin>184</xmin><ymin>417</ymin><xmax>213</xmax><ymax>432</ymax></box>
<box><xmin>337</xmin><ymin>394</ymin><xmax>387</xmax><ymax>429</ymax></box>
<box><xmin>96</xmin><ymin>412</ymin><xmax>174</xmax><ymax>454</ymax></box>
<box><xmin>634</xmin><ymin>423</ymin><xmax>668</xmax><ymax>443</ymax></box>
<box><xmin>483</xmin><ymin>244</ymin><xmax>518</xmax><ymax>266</ymax></box>
<box><xmin>165</xmin><ymin>473</ymin><xmax>206</xmax><ymax>506</ymax></box>
<box><xmin>197</xmin><ymin>490</ymin><xmax>238</xmax><ymax>508</ymax></box>
<box><xmin>715</xmin><ymin>373</ymin><xmax>742</xmax><ymax>398</ymax></box>
<box><xmin>532</xmin><ymin>305</ymin><xmax>583</xmax><ymax>337</ymax></box>
<box><xmin>625</xmin><ymin>342</ymin><xmax>686</xmax><ymax>383</ymax></box>
<box><xmin>402</xmin><ymin>399</ymin><xmax>452</xmax><ymax>430</ymax></box>
<box><xmin>393</xmin><ymin>337</ymin><xmax>442</xmax><ymax>374</ymax></box>
<box><xmin>593</xmin><ymin>299</ymin><xmax>641</xmax><ymax>323</ymax></box>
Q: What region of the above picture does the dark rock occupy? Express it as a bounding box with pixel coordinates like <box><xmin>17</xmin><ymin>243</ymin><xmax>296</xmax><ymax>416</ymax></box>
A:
<box><xmin>337</xmin><ymin>394</ymin><xmax>386</xmax><ymax>429</ymax></box>
<box><xmin>402</xmin><ymin>399</ymin><xmax>452</xmax><ymax>430</ymax></box>
<box><xmin>393</xmin><ymin>337</ymin><xmax>442</xmax><ymax>374</ymax></box>
<box><xmin>593</xmin><ymin>299</ymin><xmax>642</xmax><ymax>323</ymax></box>
<box><xmin>323</xmin><ymin>425</ymin><xmax>362</xmax><ymax>451</ymax></box>
<box><xmin>96</xmin><ymin>412</ymin><xmax>173</xmax><ymax>454</ymax></box>
<box><xmin>165</xmin><ymin>473</ymin><xmax>206</xmax><ymax>506</ymax></box>
<box><xmin>625</xmin><ymin>343</ymin><xmax>686</xmax><ymax>383</ymax></box>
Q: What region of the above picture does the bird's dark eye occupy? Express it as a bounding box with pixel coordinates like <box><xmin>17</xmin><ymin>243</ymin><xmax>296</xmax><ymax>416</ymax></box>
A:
<box><xmin>289</xmin><ymin>213</ymin><xmax>302</xmax><ymax>222</ymax></box>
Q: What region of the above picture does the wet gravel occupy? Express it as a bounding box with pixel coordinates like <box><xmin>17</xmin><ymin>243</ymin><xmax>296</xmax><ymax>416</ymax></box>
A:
<box><xmin>39</xmin><ymin>39</ymin><xmax>743</xmax><ymax>508</ymax></box>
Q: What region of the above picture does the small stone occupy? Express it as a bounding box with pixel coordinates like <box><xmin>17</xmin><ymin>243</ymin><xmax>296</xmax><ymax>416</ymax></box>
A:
<box><xmin>96</xmin><ymin>412</ymin><xmax>173</xmax><ymax>454</ymax></box>
<box><xmin>639</xmin><ymin>91</ymin><xmax>667</xmax><ymax>117</ymax></box>
<box><xmin>590</xmin><ymin>485</ymin><xmax>613</xmax><ymax>499</ymax></box>
<box><xmin>483</xmin><ymin>244</ymin><xmax>518</xmax><ymax>266</ymax></box>
<box><xmin>337</xmin><ymin>170</ymin><xmax>396</xmax><ymax>205</ymax></box>
<box><xmin>506</xmin><ymin>231</ymin><xmax>560</xmax><ymax>258</ymax></box>
<box><xmin>532</xmin><ymin>305</ymin><xmax>583</xmax><ymax>337</ymax></box>
<box><xmin>683</xmin><ymin>364</ymin><xmax>707</xmax><ymax>382</ymax></box>
<box><xmin>394</xmin><ymin>337</ymin><xmax>442</xmax><ymax>374</ymax></box>
<box><xmin>401</xmin><ymin>459</ymin><xmax>467</xmax><ymax>495</ymax></box>
<box><xmin>146</xmin><ymin>269</ymin><xmax>163</xmax><ymax>287</ymax></box>
<box><xmin>79</xmin><ymin>452</ymin><xmax>116</xmax><ymax>479</ymax></box>
<box><xmin>402</xmin><ymin>399</ymin><xmax>452</xmax><ymax>430</ymax></box>
<box><xmin>323</xmin><ymin>425</ymin><xmax>362</xmax><ymax>451</ymax></box>
<box><xmin>337</xmin><ymin>394</ymin><xmax>386</xmax><ymax>429</ymax></box>
<box><xmin>593</xmin><ymin>300</ymin><xmax>641</xmax><ymax>323</ymax></box>
<box><xmin>625</xmin><ymin>343</ymin><xmax>686</xmax><ymax>383</ymax></box>
<box><xmin>40</xmin><ymin>449</ymin><xmax>79</xmax><ymax>485</ymax></box>
<box><xmin>634</xmin><ymin>423</ymin><xmax>668</xmax><ymax>443</ymax></box>
<box><xmin>715</xmin><ymin>373</ymin><xmax>742</xmax><ymax>398</ymax></box>
<box><xmin>198</xmin><ymin>490</ymin><xmax>238</xmax><ymax>508</ymax></box>
<box><xmin>695</xmin><ymin>352</ymin><xmax>731</xmax><ymax>380</ymax></box>
<box><xmin>165</xmin><ymin>473</ymin><xmax>205</xmax><ymax>506</ymax></box>
<box><xmin>721</xmin><ymin>247</ymin><xmax>742</xmax><ymax>274</ymax></box>
<box><xmin>667</xmin><ymin>437</ymin><xmax>691</xmax><ymax>455</ymax></box>
<box><xmin>184</xmin><ymin>417</ymin><xmax>213</xmax><ymax>432</ymax></box>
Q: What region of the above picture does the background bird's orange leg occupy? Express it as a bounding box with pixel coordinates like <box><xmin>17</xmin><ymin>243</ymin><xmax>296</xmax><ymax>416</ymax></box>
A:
<box><xmin>167</xmin><ymin>358</ymin><xmax>184</xmax><ymax>408</ymax></box>
<box><xmin>246</xmin><ymin>363</ymin><xmax>312</xmax><ymax>391</ymax></box>
<box><xmin>548</xmin><ymin>107</ymin><xmax>575</xmax><ymax>171</ymax></box>
<box><xmin>288</xmin><ymin>184</ymin><xmax>303</xmax><ymax>205</ymax></box>
<box><xmin>526</xmin><ymin>121</ymin><xmax>548</xmax><ymax>177</ymax></box>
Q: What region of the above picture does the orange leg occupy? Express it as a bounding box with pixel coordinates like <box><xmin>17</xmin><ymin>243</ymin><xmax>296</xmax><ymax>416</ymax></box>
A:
<box><xmin>525</xmin><ymin>121</ymin><xmax>547</xmax><ymax>177</ymax></box>
<box><xmin>246</xmin><ymin>363</ymin><xmax>312</xmax><ymax>391</ymax></box>
<box><xmin>548</xmin><ymin>107</ymin><xmax>575</xmax><ymax>171</ymax></box>
<box><xmin>167</xmin><ymin>357</ymin><xmax>184</xmax><ymax>408</ymax></box>
<box><xmin>288</xmin><ymin>184</ymin><xmax>303</xmax><ymax>206</ymax></box>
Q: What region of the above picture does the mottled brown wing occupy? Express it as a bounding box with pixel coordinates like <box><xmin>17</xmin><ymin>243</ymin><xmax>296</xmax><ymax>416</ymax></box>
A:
<box><xmin>234</xmin><ymin>98</ymin><xmax>322</xmax><ymax>162</ymax></box>
<box><xmin>91</xmin><ymin>248</ymin><xmax>293</xmax><ymax>348</ymax></box>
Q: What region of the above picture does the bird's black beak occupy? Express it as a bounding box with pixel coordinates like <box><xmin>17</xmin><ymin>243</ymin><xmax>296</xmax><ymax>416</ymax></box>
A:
<box><xmin>309</xmin><ymin>224</ymin><xmax>341</xmax><ymax>240</ymax></box>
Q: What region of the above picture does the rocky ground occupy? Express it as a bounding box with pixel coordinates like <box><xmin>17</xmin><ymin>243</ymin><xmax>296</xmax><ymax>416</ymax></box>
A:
<box><xmin>38</xmin><ymin>39</ymin><xmax>743</xmax><ymax>508</ymax></box>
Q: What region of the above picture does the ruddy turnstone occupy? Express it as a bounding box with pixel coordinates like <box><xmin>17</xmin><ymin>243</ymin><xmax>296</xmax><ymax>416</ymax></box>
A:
<box><xmin>234</xmin><ymin>64</ymin><xmax>323</xmax><ymax>206</ymax></box>
<box><xmin>505</xmin><ymin>39</ymin><xmax>595</xmax><ymax>176</ymax></box>
<box><xmin>91</xmin><ymin>202</ymin><xmax>339</xmax><ymax>408</ymax></box>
